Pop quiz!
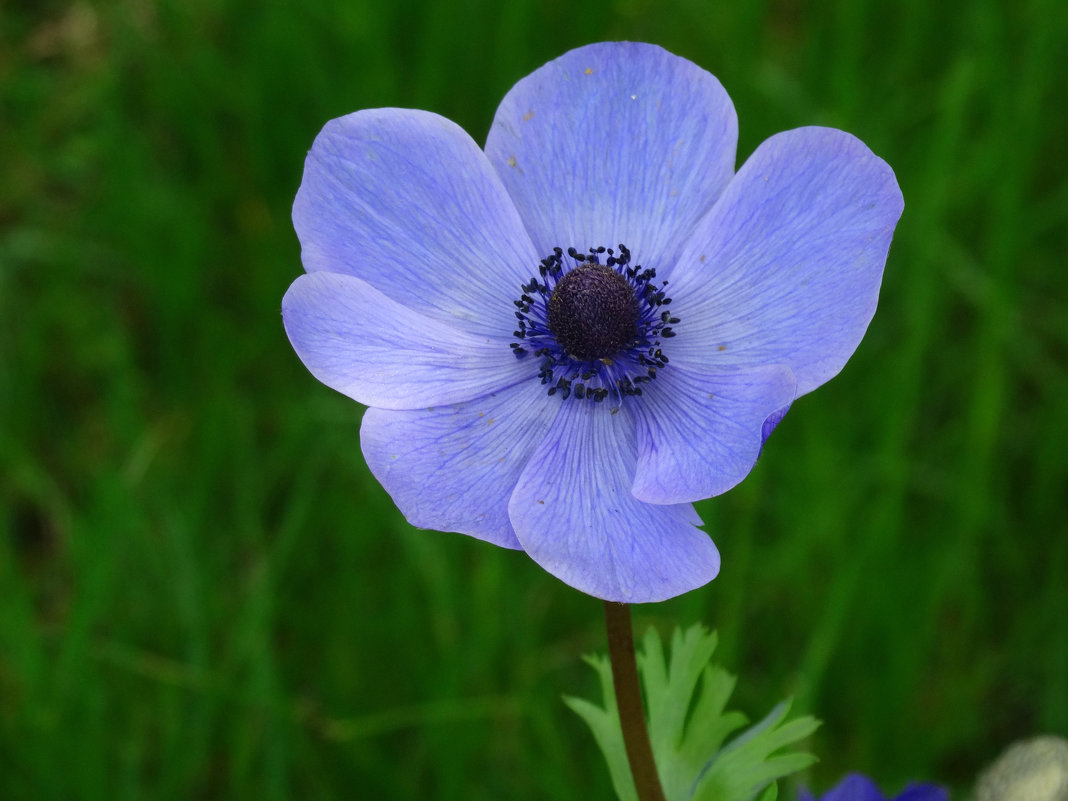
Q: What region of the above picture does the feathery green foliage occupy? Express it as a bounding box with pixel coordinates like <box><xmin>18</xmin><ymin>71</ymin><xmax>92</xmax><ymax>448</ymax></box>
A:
<box><xmin>565</xmin><ymin>625</ymin><xmax>818</xmax><ymax>801</ymax></box>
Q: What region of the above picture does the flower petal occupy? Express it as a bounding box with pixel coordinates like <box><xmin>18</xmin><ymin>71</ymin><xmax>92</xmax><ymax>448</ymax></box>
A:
<box><xmin>897</xmin><ymin>786</ymin><xmax>949</xmax><ymax>801</ymax></box>
<box><xmin>667</xmin><ymin>127</ymin><xmax>904</xmax><ymax>396</ymax></box>
<box><xmin>508</xmin><ymin>401</ymin><xmax>719</xmax><ymax>602</ymax></box>
<box><xmin>293</xmin><ymin>108</ymin><xmax>540</xmax><ymax>338</ymax></box>
<box><xmin>817</xmin><ymin>774</ymin><xmax>887</xmax><ymax>801</ymax></box>
<box><xmin>761</xmin><ymin>403</ymin><xmax>792</xmax><ymax>448</ymax></box>
<box><xmin>360</xmin><ymin>382</ymin><xmax>558</xmax><ymax>549</ymax></box>
<box><xmin>283</xmin><ymin>271</ymin><xmax>531</xmax><ymax>409</ymax></box>
<box><xmin>485</xmin><ymin>42</ymin><xmax>737</xmax><ymax>269</ymax></box>
<box><xmin>631</xmin><ymin>364</ymin><xmax>796</xmax><ymax>505</ymax></box>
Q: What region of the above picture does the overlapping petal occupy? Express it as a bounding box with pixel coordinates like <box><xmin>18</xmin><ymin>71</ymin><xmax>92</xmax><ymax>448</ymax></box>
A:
<box><xmin>800</xmin><ymin>774</ymin><xmax>886</xmax><ymax>801</ymax></box>
<box><xmin>761</xmin><ymin>403</ymin><xmax>792</xmax><ymax>447</ymax></box>
<box><xmin>486</xmin><ymin>42</ymin><xmax>737</xmax><ymax>270</ymax></box>
<box><xmin>666</xmin><ymin>127</ymin><xmax>904</xmax><ymax>396</ymax></box>
<box><xmin>800</xmin><ymin>774</ymin><xmax>948</xmax><ymax>801</ymax></box>
<box><xmin>508</xmin><ymin>400</ymin><xmax>719</xmax><ymax>602</ymax></box>
<box><xmin>631</xmin><ymin>364</ymin><xmax>796</xmax><ymax>505</ymax></box>
<box><xmin>293</xmin><ymin>108</ymin><xmax>540</xmax><ymax>338</ymax></box>
<box><xmin>283</xmin><ymin>271</ymin><xmax>530</xmax><ymax>409</ymax></box>
<box><xmin>360</xmin><ymin>383</ymin><xmax>560</xmax><ymax>548</ymax></box>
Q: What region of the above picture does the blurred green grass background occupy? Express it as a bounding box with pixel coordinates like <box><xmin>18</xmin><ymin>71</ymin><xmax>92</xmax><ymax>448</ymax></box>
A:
<box><xmin>2</xmin><ymin>0</ymin><xmax>1066</xmax><ymax>798</ymax></box>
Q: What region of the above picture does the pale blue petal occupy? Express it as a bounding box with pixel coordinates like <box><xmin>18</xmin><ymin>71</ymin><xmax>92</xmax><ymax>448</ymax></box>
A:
<box><xmin>508</xmin><ymin>401</ymin><xmax>719</xmax><ymax>602</ymax></box>
<box><xmin>293</xmin><ymin>108</ymin><xmax>539</xmax><ymax>339</ymax></box>
<box><xmin>631</xmin><ymin>364</ymin><xmax>796</xmax><ymax>505</ymax></box>
<box><xmin>486</xmin><ymin>42</ymin><xmax>737</xmax><ymax>270</ymax></box>
<box><xmin>761</xmin><ymin>403</ymin><xmax>791</xmax><ymax>448</ymax></box>
<box><xmin>283</xmin><ymin>271</ymin><xmax>531</xmax><ymax>409</ymax></box>
<box><xmin>360</xmin><ymin>383</ymin><xmax>558</xmax><ymax>549</ymax></box>
<box><xmin>666</xmin><ymin>127</ymin><xmax>904</xmax><ymax>396</ymax></box>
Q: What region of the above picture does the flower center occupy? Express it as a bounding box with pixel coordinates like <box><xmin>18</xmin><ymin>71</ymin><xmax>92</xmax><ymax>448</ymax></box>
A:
<box><xmin>510</xmin><ymin>245</ymin><xmax>678</xmax><ymax>408</ymax></box>
<box><xmin>547</xmin><ymin>264</ymin><xmax>639</xmax><ymax>361</ymax></box>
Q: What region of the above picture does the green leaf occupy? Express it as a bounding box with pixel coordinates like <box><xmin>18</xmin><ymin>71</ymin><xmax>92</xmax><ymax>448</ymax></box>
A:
<box><xmin>563</xmin><ymin>655</ymin><xmax>637</xmax><ymax>801</ymax></box>
<box><xmin>566</xmin><ymin>624</ymin><xmax>819</xmax><ymax>801</ymax></box>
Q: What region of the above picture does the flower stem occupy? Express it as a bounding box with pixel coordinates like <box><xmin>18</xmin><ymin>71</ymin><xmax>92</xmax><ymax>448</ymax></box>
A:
<box><xmin>603</xmin><ymin>601</ymin><xmax>667</xmax><ymax>801</ymax></box>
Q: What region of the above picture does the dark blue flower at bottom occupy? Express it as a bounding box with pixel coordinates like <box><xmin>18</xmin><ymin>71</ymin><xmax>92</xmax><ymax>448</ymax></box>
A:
<box><xmin>282</xmin><ymin>42</ymin><xmax>904</xmax><ymax>602</ymax></box>
<box><xmin>800</xmin><ymin>773</ymin><xmax>949</xmax><ymax>801</ymax></box>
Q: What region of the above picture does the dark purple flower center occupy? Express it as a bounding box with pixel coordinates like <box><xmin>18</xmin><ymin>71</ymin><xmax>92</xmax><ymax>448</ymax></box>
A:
<box><xmin>547</xmin><ymin>264</ymin><xmax>639</xmax><ymax>361</ymax></box>
<box><xmin>510</xmin><ymin>245</ymin><xmax>677</xmax><ymax>408</ymax></box>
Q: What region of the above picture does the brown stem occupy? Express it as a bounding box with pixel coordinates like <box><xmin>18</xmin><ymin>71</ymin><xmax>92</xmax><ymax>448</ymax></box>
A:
<box><xmin>603</xmin><ymin>601</ymin><xmax>667</xmax><ymax>801</ymax></box>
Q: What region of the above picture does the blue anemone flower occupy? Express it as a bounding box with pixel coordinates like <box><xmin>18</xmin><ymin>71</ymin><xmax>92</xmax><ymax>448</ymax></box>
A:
<box><xmin>799</xmin><ymin>773</ymin><xmax>949</xmax><ymax>801</ymax></box>
<box><xmin>282</xmin><ymin>42</ymin><xmax>903</xmax><ymax>602</ymax></box>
